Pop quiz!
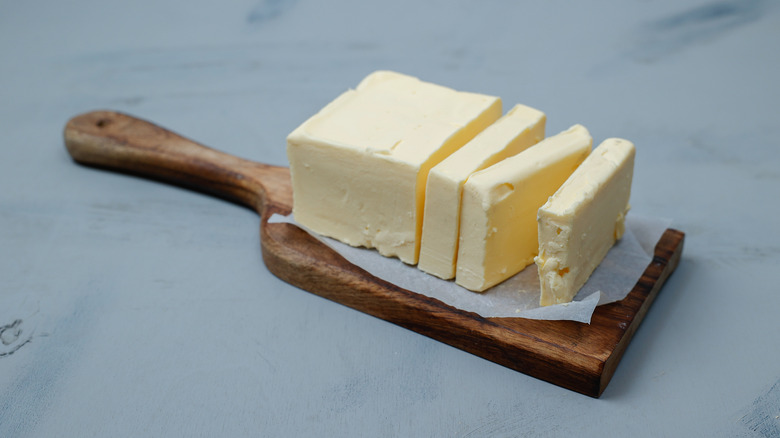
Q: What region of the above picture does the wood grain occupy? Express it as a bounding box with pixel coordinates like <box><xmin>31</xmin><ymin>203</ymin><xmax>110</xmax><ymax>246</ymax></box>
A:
<box><xmin>64</xmin><ymin>110</ymin><xmax>684</xmax><ymax>397</ymax></box>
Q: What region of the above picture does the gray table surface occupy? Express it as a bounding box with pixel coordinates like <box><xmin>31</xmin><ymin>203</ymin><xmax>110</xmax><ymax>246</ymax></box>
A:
<box><xmin>2</xmin><ymin>0</ymin><xmax>779</xmax><ymax>436</ymax></box>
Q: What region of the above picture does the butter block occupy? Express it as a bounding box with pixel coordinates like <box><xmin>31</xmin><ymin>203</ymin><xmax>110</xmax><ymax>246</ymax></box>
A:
<box><xmin>535</xmin><ymin>138</ymin><xmax>635</xmax><ymax>306</ymax></box>
<box><xmin>287</xmin><ymin>71</ymin><xmax>502</xmax><ymax>264</ymax></box>
<box><xmin>455</xmin><ymin>125</ymin><xmax>592</xmax><ymax>292</ymax></box>
<box><xmin>418</xmin><ymin>104</ymin><xmax>546</xmax><ymax>280</ymax></box>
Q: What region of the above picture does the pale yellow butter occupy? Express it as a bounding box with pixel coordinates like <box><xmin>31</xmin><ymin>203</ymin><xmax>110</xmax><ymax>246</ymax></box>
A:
<box><xmin>286</xmin><ymin>71</ymin><xmax>501</xmax><ymax>264</ymax></box>
<box><xmin>536</xmin><ymin>138</ymin><xmax>635</xmax><ymax>306</ymax></box>
<box><xmin>418</xmin><ymin>104</ymin><xmax>546</xmax><ymax>279</ymax></box>
<box><xmin>455</xmin><ymin>125</ymin><xmax>592</xmax><ymax>292</ymax></box>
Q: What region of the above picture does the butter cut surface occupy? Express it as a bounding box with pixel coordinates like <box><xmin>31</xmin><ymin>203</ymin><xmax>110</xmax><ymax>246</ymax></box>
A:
<box><xmin>535</xmin><ymin>138</ymin><xmax>635</xmax><ymax>306</ymax></box>
<box><xmin>286</xmin><ymin>70</ymin><xmax>502</xmax><ymax>264</ymax></box>
<box><xmin>455</xmin><ymin>125</ymin><xmax>592</xmax><ymax>292</ymax></box>
<box><xmin>418</xmin><ymin>104</ymin><xmax>546</xmax><ymax>280</ymax></box>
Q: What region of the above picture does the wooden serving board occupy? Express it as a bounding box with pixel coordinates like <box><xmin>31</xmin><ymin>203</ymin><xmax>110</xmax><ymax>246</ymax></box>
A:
<box><xmin>64</xmin><ymin>110</ymin><xmax>684</xmax><ymax>398</ymax></box>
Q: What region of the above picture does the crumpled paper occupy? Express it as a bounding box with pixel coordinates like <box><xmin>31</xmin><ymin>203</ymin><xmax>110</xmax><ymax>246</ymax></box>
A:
<box><xmin>269</xmin><ymin>213</ymin><xmax>670</xmax><ymax>323</ymax></box>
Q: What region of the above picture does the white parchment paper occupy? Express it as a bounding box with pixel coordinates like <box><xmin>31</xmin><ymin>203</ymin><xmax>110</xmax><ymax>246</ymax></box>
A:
<box><xmin>269</xmin><ymin>214</ymin><xmax>670</xmax><ymax>323</ymax></box>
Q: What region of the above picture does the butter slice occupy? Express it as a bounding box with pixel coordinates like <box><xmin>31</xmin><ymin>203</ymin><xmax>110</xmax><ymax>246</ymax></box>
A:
<box><xmin>455</xmin><ymin>125</ymin><xmax>592</xmax><ymax>292</ymax></box>
<box><xmin>286</xmin><ymin>71</ymin><xmax>501</xmax><ymax>264</ymax></box>
<box><xmin>418</xmin><ymin>104</ymin><xmax>546</xmax><ymax>279</ymax></box>
<box><xmin>536</xmin><ymin>138</ymin><xmax>635</xmax><ymax>306</ymax></box>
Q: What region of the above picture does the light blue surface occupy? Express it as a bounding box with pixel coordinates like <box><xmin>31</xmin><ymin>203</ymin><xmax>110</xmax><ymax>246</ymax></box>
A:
<box><xmin>1</xmin><ymin>1</ymin><xmax>779</xmax><ymax>436</ymax></box>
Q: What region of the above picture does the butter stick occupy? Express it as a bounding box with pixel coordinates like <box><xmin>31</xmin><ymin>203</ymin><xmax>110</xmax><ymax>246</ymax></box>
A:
<box><xmin>456</xmin><ymin>125</ymin><xmax>592</xmax><ymax>292</ymax></box>
<box><xmin>418</xmin><ymin>104</ymin><xmax>546</xmax><ymax>279</ymax></box>
<box><xmin>535</xmin><ymin>138</ymin><xmax>635</xmax><ymax>306</ymax></box>
<box><xmin>286</xmin><ymin>71</ymin><xmax>501</xmax><ymax>264</ymax></box>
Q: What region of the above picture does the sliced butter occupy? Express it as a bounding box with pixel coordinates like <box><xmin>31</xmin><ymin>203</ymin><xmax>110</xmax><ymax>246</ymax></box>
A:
<box><xmin>418</xmin><ymin>104</ymin><xmax>546</xmax><ymax>279</ymax></box>
<box><xmin>286</xmin><ymin>71</ymin><xmax>501</xmax><ymax>264</ymax></box>
<box><xmin>455</xmin><ymin>125</ymin><xmax>592</xmax><ymax>292</ymax></box>
<box><xmin>536</xmin><ymin>138</ymin><xmax>635</xmax><ymax>306</ymax></box>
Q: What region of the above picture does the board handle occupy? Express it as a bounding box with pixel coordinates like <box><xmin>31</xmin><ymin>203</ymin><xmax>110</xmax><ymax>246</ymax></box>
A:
<box><xmin>64</xmin><ymin>110</ymin><xmax>292</xmax><ymax>215</ymax></box>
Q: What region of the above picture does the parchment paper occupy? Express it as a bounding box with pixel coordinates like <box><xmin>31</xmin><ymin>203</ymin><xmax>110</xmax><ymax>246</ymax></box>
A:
<box><xmin>268</xmin><ymin>214</ymin><xmax>670</xmax><ymax>323</ymax></box>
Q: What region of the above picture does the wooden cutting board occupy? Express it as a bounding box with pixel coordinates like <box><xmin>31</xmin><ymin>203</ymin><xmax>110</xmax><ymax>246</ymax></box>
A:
<box><xmin>64</xmin><ymin>110</ymin><xmax>684</xmax><ymax>398</ymax></box>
